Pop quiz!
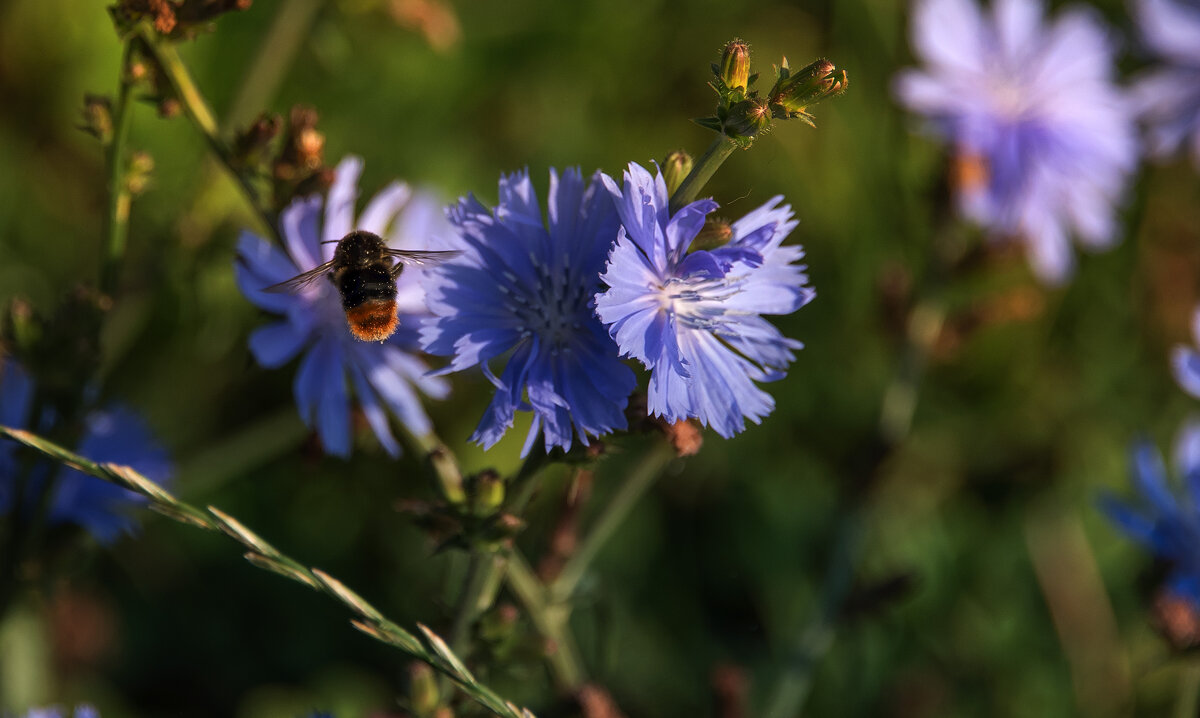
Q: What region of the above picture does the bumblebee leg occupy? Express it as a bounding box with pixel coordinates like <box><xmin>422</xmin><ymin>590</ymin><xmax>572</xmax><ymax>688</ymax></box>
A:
<box><xmin>389</xmin><ymin>261</ymin><xmax>404</xmax><ymax>279</ymax></box>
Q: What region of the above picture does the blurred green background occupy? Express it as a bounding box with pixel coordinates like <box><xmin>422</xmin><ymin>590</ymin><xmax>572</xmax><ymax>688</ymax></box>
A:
<box><xmin>2</xmin><ymin>0</ymin><xmax>1200</xmax><ymax>715</ymax></box>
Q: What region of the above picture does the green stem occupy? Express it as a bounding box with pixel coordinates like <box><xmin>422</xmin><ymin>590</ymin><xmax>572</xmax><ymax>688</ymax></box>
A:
<box><xmin>406</xmin><ymin>428</ymin><xmax>466</xmax><ymax>505</ymax></box>
<box><xmin>137</xmin><ymin>27</ymin><xmax>278</xmax><ymax>240</ymax></box>
<box><xmin>761</xmin><ymin>511</ymin><xmax>864</xmax><ymax>718</ymax></box>
<box><xmin>549</xmin><ymin>443</ymin><xmax>675</xmax><ymax>603</ymax></box>
<box><xmin>436</xmin><ymin>449</ymin><xmax>550</xmax><ymax>703</ymax></box>
<box><xmin>100</xmin><ymin>42</ymin><xmax>137</xmax><ymax>296</ymax></box>
<box><xmin>1175</xmin><ymin>661</ymin><xmax>1200</xmax><ymax>718</ymax></box>
<box><xmin>668</xmin><ymin>135</ymin><xmax>737</xmax><ymax>214</ymax></box>
<box><xmin>506</xmin><ymin>551</ymin><xmax>585</xmax><ymax>690</ymax></box>
<box><xmin>222</xmin><ymin>0</ymin><xmax>326</xmax><ymax>133</ymax></box>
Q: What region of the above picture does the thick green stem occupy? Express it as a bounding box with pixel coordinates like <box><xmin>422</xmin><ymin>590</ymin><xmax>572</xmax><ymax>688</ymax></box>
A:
<box><xmin>668</xmin><ymin>136</ymin><xmax>737</xmax><ymax>214</ymax></box>
<box><xmin>506</xmin><ymin>551</ymin><xmax>585</xmax><ymax>691</ymax></box>
<box><xmin>549</xmin><ymin>443</ymin><xmax>675</xmax><ymax>603</ymax></box>
<box><xmin>100</xmin><ymin>42</ymin><xmax>137</xmax><ymax>296</ymax></box>
<box><xmin>137</xmin><ymin>27</ymin><xmax>278</xmax><ymax>240</ymax></box>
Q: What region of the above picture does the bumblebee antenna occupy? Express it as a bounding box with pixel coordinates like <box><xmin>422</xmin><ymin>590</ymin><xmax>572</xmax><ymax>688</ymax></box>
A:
<box><xmin>319</xmin><ymin>240</ymin><xmax>340</xmax><ymax>244</ymax></box>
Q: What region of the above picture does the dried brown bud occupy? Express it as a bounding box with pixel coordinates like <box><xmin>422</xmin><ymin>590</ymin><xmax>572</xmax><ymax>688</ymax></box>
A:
<box><xmin>1153</xmin><ymin>589</ymin><xmax>1200</xmax><ymax>650</ymax></box>
<box><xmin>78</xmin><ymin>94</ymin><xmax>115</xmax><ymax>143</ymax></box>
<box><xmin>664</xmin><ymin>419</ymin><xmax>703</xmax><ymax>457</ymax></box>
<box><xmin>577</xmin><ymin>684</ymin><xmax>627</xmax><ymax>718</ymax></box>
<box><xmin>157</xmin><ymin>97</ymin><xmax>182</xmax><ymax>119</ymax></box>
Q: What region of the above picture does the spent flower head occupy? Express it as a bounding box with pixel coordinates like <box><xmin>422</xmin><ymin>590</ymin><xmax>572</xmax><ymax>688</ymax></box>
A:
<box><xmin>235</xmin><ymin>156</ymin><xmax>450</xmax><ymax>458</ymax></box>
<box><xmin>420</xmin><ymin>168</ymin><xmax>636</xmax><ymax>455</ymax></box>
<box><xmin>893</xmin><ymin>0</ymin><xmax>1138</xmax><ymax>283</ymax></box>
<box><xmin>1132</xmin><ymin>0</ymin><xmax>1200</xmax><ymax>169</ymax></box>
<box><xmin>595</xmin><ymin>162</ymin><xmax>814</xmax><ymax>438</ymax></box>
<box><xmin>0</xmin><ymin>359</ymin><xmax>171</xmax><ymax>544</ymax></box>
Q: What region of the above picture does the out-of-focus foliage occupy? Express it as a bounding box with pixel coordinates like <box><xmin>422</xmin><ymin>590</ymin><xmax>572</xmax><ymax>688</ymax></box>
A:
<box><xmin>1</xmin><ymin>0</ymin><xmax>1199</xmax><ymax>716</ymax></box>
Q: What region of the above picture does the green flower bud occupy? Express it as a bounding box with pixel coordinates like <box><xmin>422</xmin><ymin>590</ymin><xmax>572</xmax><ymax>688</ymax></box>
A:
<box><xmin>690</xmin><ymin>217</ymin><xmax>733</xmax><ymax>251</ymax></box>
<box><xmin>662</xmin><ymin>150</ymin><xmax>693</xmax><ymax>195</ymax></box>
<box><xmin>723</xmin><ymin>98</ymin><xmax>772</xmax><ymax>142</ymax></box>
<box><xmin>719</xmin><ymin>39</ymin><xmax>751</xmax><ymax>92</ymax></box>
<box><xmin>469</xmin><ymin>469</ymin><xmax>505</xmax><ymax>516</ymax></box>
<box><xmin>769</xmin><ymin>57</ymin><xmax>848</xmax><ymax>124</ymax></box>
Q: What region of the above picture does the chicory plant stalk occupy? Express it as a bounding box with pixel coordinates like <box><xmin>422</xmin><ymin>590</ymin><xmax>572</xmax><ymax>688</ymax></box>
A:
<box><xmin>135</xmin><ymin>24</ymin><xmax>280</xmax><ymax>242</ymax></box>
<box><xmin>101</xmin><ymin>40</ymin><xmax>138</xmax><ymax>297</ymax></box>
<box><xmin>0</xmin><ymin>425</ymin><xmax>535</xmax><ymax>718</ymax></box>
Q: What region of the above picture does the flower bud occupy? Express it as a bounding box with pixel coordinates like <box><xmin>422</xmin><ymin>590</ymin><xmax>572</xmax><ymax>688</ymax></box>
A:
<box><xmin>724</xmin><ymin>98</ymin><xmax>772</xmax><ymax>140</ymax></box>
<box><xmin>661</xmin><ymin>150</ymin><xmax>693</xmax><ymax>195</ymax></box>
<box><xmin>690</xmin><ymin>217</ymin><xmax>733</xmax><ymax>251</ymax></box>
<box><xmin>78</xmin><ymin>94</ymin><xmax>114</xmax><ymax>144</ymax></box>
<box><xmin>769</xmin><ymin>57</ymin><xmax>848</xmax><ymax>123</ymax></box>
<box><xmin>719</xmin><ymin>39</ymin><xmax>751</xmax><ymax>92</ymax></box>
<box><xmin>125</xmin><ymin>151</ymin><xmax>155</xmax><ymax>196</ymax></box>
<box><xmin>469</xmin><ymin>469</ymin><xmax>505</xmax><ymax>516</ymax></box>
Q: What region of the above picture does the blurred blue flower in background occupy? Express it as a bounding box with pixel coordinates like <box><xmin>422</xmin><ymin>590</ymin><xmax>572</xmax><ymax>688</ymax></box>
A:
<box><xmin>20</xmin><ymin>706</ymin><xmax>100</xmax><ymax>718</ymax></box>
<box><xmin>0</xmin><ymin>360</ymin><xmax>171</xmax><ymax>545</ymax></box>
<box><xmin>1101</xmin><ymin>422</ymin><xmax>1200</xmax><ymax>607</ymax></box>
<box><xmin>1171</xmin><ymin>306</ymin><xmax>1200</xmax><ymax>397</ymax></box>
<box><xmin>421</xmin><ymin>168</ymin><xmax>636</xmax><ymax>455</ymax></box>
<box><xmin>1132</xmin><ymin>0</ymin><xmax>1200</xmax><ymax>168</ymax></box>
<box><xmin>893</xmin><ymin>0</ymin><xmax>1138</xmax><ymax>283</ymax></box>
<box><xmin>236</xmin><ymin>157</ymin><xmax>451</xmax><ymax>457</ymax></box>
<box><xmin>595</xmin><ymin>163</ymin><xmax>814</xmax><ymax>438</ymax></box>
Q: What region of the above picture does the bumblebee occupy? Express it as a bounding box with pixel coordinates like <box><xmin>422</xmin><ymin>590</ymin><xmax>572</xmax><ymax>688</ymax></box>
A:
<box><xmin>266</xmin><ymin>230</ymin><xmax>459</xmax><ymax>342</ymax></box>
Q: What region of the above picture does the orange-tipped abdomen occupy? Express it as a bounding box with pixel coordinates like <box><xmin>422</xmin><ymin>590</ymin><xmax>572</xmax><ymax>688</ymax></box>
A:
<box><xmin>345</xmin><ymin>299</ymin><xmax>399</xmax><ymax>342</ymax></box>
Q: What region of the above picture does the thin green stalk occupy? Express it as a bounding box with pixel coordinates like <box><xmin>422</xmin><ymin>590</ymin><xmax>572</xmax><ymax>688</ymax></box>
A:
<box><xmin>549</xmin><ymin>443</ymin><xmax>675</xmax><ymax>603</ymax></box>
<box><xmin>1175</xmin><ymin>661</ymin><xmax>1200</xmax><ymax>718</ymax></box>
<box><xmin>136</xmin><ymin>26</ymin><xmax>278</xmax><ymax>240</ymax></box>
<box><xmin>222</xmin><ymin>0</ymin><xmax>326</xmax><ymax>133</ymax></box>
<box><xmin>506</xmin><ymin>551</ymin><xmax>584</xmax><ymax>690</ymax></box>
<box><xmin>761</xmin><ymin>511</ymin><xmax>864</xmax><ymax>718</ymax></box>
<box><xmin>101</xmin><ymin>42</ymin><xmax>137</xmax><ymax>296</ymax></box>
<box><xmin>668</xmin><ymin>136</ymin><xmax>738</xmax><ymax>214</ymax></box>
<box><xmin>0</xmin><ymin>425</ymin><xmax>533</xmax><ymax>718</ymax></box>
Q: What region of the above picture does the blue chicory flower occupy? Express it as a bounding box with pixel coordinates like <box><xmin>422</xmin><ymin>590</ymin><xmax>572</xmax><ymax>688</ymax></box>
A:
<box><xmin>893</xmin><ymin>0</ymin><xmax>1139</xmax><ymax>283</ymax></box>
<box><xmin>1172</xmin><ymin>306</ymin><xmax>1200</xmax><ymax>398</ymax></box>
<box><xmin>420</xmin><ymin>168</ymin><xmax>636</xmax><ymax>455</ymax></box>
<box><xmin>235</xmin><ymin>156</ymin><xmax>451</xmax><ymax>457</ymax></box>
<box><xmin>594</xmin><ymin>162</ymin><xmax>815</xmax><ymax>438</ymax></box>
<box><xmin>1101</xmin><ymin>421</ymin><xmax>1200</xmax><ymax>607</ymax></box>
<box><xmin>1132</xmin><ymin>0</ymin><xmax>1200</xmax><ymax>168</ymax></box>
<box><xmin>0</xmin><ymin>359</ymin><xmax>171</xmax><ymax>545</ymax></box>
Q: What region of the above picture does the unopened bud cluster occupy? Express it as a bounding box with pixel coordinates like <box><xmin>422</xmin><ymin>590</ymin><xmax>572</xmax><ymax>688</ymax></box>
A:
<box><xmin>695</xmin><ymin>39</ymin><xmax>848</xmax><ymax>147</ymax></box>
<box><xmin>110</xmin><ymin>0</ymin><xmax>252</xmax><ymax>40</ymax></box>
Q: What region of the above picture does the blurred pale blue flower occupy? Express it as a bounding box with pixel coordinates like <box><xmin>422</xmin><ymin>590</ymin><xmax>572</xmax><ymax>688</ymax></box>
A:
<box><xmin>594</xmin><ymin>162</ymin><xmax>815</xmax><ymax>438</ymax></box>
<box><xmin>1101</xmin><ymin>421</ymin><xmax>1200</xmax><ymax>606</ymax></box>
<box><xmin>420</xmin><ymin>168</ymin><xmax>636</xmax><ymax>455</ymax></box>
<box><xmin>1133</xmin><ymin>0</ymin><xmax>1200</xmax><ymax>167</ymax></box>
<box><xmin>19</xmin><ymin>706</ymin><xmax>99</xmax><ymax>718</ymax></box>
<box><xmin>1172</xmin><ymin>307</ymin><xmax>1200</xmax><ymax>397</ymax></box>
<box><xmin>0</xmin><ymin>360</ymin><xmax>170</xmax><ymax>545</ymax></box>
<box><xmin>894</xmin><ymin>0</ymin><xmax>1138</xmax><ymax>283</ymax></box>
<box><xmin>236</xmin><ymin>157</ymin><xmax>451</xmax><ymax>457</ymax></box>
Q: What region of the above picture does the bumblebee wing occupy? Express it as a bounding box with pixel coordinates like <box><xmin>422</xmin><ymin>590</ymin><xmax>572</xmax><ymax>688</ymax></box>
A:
<box><xmin>381</xmin><ymin>248</ymin><xmax>463</xmax><ymax>267</ymax></box>
<box><xmin>262</xmin><ymin>259</ymin><xmax>338</xmax><ymax>293</ymax></box>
